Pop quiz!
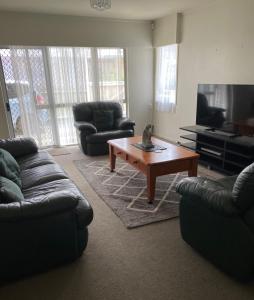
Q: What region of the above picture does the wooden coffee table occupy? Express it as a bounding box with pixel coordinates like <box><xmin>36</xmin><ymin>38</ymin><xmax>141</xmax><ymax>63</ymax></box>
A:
<box><xmin>108</xmin><ymin>136</ymin><xmax>200</xmax><ymax>203</ymax></box>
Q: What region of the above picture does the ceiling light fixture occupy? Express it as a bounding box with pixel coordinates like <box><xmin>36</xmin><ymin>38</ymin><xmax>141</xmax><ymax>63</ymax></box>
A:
<box><xmin>90</xmin><ymin>0</ymin><xmax>111</xmax><ymax>11</ymax></box>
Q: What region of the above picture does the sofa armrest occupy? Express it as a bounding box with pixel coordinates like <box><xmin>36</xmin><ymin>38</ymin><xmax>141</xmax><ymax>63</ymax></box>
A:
<box><xmin>232</xmin><ymin>163</ymin><xmax>254</xmax><ymax>211</ymax></box>
<box><xmin>75</xmin><ymin>197</ymin><xmax>93</xmax><ymax>228</ymax></box>
<box><xmin>0</xmin><ymin>137</ymin><xmax>38</xmax><ymax>158</ymax></box>
<box><xmin>176</xmin><ymin>177</ymin><xmax>239</xmax><ymax>216</ymax></box>
<box><xmin>74</xmin><ymin>121</ymin><xmax>97</xmax><ymax>135</ymax></box>
<box><xmin>0</xmin><ymin>191</ymin><xmax>79</xmax><ymax>222</ymax></box>
<box><xmin>115</xmin><ymin>118</ymin><xmax>135</xmax><ymax>130</ymax></box>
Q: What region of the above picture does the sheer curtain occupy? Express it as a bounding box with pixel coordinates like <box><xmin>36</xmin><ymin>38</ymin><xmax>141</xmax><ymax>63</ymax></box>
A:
<box><xmin>1</xmin><ymin>46</ymin><xmax>126</xmax><ymax>147</ymax></box>
<box><xmin>8</xmin><ymin>47</ymin><xmax>53</xmax><ymax>146</ymax></box>
<box><xmin>47</xmin><ymin>47</ymin><xmax>94</xmax><ymax>145</ymax></box>
<box><xmin>97</xmin><ymin>48</ymin><xmax>125</xmax><ymax>102</ymax></box>
<box><xmin>155</xmin><ymin>44</ymin><xmax>178</xmax><ymax>113</ymax></box>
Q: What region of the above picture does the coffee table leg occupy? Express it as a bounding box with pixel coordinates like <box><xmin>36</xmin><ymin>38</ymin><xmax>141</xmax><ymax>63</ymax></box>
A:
<box><xmin>188</xmin><ymin>158</ymin><xmax>198</xmax><ymax>177</ymax></box>
<box><xmin>109</xmin><ymin>145</ymin><xmax>116</xmax><ymax>172</ymax></box>
<box><xmin>147</xmin><ymin>169</ymin><xmax>156</xmax><ymax>204</ymax></box>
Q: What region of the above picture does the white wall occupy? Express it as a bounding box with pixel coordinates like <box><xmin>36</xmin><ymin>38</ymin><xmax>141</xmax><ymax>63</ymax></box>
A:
<box><xmin>153</xmin><ymin>0</ymin><xmax>254</xmax><ymax>142</ymax></box>
<box><xmin>127</xmin><ymin>47</ymin><xmax>153</xmax><ymax>134</ymax></box>
<box><xmin>0</xmin><ymin>11</ymin><xmax>152</xmax><ymax>48</ymax></box>
<box><xmin>0</xmin><ymin>11</ymin><xmax>153</xmax><ymax>138</ymax></box>
<box><xmin>153</xmin><ymin>13</ymin><xmax>181</xmax><ymax>47</ymax></box>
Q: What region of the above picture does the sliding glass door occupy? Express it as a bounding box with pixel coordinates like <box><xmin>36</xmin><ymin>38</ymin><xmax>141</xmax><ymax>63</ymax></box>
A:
<box><xmin>0</xmin><ymin>48</ymin><xmax>55</xmax><ymax>146</ymax></box>
<box><xmin>0</xmin><ymin>46</ymin><xmax>126</xmax><ymax>147</ymax></box>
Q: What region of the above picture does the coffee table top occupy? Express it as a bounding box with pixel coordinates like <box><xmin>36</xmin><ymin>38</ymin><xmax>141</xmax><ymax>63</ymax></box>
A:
<box><xmin>108</xmin><ymin>136</ymin><xmax>199</xmax><ymax>165</ymax></box>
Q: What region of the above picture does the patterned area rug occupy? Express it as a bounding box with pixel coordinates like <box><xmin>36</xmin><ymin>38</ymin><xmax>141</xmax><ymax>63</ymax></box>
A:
<box><xmin>74</xmin><ymin>157</ymin><xmax>190</xmax><ymax>228</ymax></box>
<box><xmin>74</xmin><ymin>156</ymin><xmax>190</xmax><ymax>229</ymax></box>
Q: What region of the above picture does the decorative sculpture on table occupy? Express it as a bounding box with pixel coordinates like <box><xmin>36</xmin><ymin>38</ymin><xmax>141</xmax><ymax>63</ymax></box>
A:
<box><xmin>132</xmin><ymin>124</ymin><xmax>166</xmax><ymax>152</ymax></box>
<box><xmin>142</xmin><ymin>124</ymin><xmax>154</xmax><ymax>149</ymax></box>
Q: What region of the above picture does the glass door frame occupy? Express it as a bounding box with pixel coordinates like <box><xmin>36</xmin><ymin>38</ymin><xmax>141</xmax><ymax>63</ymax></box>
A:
<box><xmin>0</xmin><ymin>51</ymin><xmax>15</xmax><ymax>138</ymax></box>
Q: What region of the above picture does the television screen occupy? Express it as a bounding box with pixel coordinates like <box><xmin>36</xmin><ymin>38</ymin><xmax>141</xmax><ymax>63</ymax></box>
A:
<box><xmin>196</xmin><ymin>84</ymin><xmax>254</xmax><ymax>135</ymax></box>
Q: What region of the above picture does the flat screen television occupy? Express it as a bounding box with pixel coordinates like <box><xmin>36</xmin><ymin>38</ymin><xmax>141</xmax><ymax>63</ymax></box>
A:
<box><xmin>196</xmin><ymin>84</ymin><xmax>254</xmax><ymax>136</ymax></box>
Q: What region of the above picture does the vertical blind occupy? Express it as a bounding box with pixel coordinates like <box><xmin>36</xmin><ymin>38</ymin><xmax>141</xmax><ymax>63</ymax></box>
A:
<box><xmin>0</xmin><ymin>46</ymin><xmax>126</xmax><ymax>146</ymax></box>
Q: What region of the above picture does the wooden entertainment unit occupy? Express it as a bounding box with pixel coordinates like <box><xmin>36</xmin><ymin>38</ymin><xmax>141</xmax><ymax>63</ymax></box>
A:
<box><xmin>180</xmin><ymin>125</ymin><xmax>254</xmax><ymax>174</ymax></box>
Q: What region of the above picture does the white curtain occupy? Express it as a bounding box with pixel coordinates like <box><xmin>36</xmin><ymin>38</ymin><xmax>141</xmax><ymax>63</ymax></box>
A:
<box><xmin>97</xmin><ymin>48</ymin><xmax>125</xmax><ymax>102</ymax></box>
<box><xmin>8</xmin><ymin>47</ymin><xmax>52</xmax><ymax>146</ymax></box>
<box><xmin>1</xmin><ymin>46</ymin><xmax>126</xmax><ymax>147</ymax></box>
<box><xmin>47</xmin><ymin>47</ymin><xmax>94</xmax><ymax>145</ymax></box>
<box><xmin>155</xmin><ymin>44</ymin><xmax>178</xmax><ymax>113</ymax></box>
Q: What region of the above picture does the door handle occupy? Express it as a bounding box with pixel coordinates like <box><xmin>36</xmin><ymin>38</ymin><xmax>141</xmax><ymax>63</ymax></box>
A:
<box><xmin>5</xmin><ymin>102</ymin><xmax>10</xmax><ymax>111</ymax></box>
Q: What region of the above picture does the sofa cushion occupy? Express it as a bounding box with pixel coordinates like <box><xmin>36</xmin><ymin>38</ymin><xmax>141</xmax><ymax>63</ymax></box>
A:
<box><xmin>93</xmin><ymin>110</ymin><xmax>114</xmax><ymax>131</ymax></box>
<box><xmin>23</xmin><ymin>178</ymin><xmax>78</xmax><ymax>199</ymax></box>
<box><xmin>217</xmin><ymin>175</ymin><xmax>237</xmax><ymax>191</ymax></box>
<box><xmin>0</xmin><ymin>176</ymin><xmax>24</xmax><ymax>203</ymax></box>
<box><xmin>86</xmin><ymin>129</ymin><xmax>134</xmax><ymax>144</ymax></box>
<box><xmin>0</xmin><ymin>148</ymin><xmax>21</xmax><ymax>188</ymax></box>
<box><xmin>21</xmin><ymin>164</ymin><xmax>68</xmax><ymax>189</ymax></box>
<box><xmin>17</xmin><ymin>151</ymin><xmax>55</xmax><ymax>170</ymax></box>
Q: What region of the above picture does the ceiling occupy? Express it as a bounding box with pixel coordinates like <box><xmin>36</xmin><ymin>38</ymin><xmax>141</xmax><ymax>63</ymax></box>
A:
<box><xmin>0</xmin><ymin>0</ymin><xmax>215</xmax><ymax>20</ymax></box>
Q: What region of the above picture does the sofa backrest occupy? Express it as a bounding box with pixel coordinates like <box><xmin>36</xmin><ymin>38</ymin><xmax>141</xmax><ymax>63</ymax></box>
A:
<box><xmin>0</xmin><ymin>138</ymin><xmax>38</xmax><ymax>158</ymax></box>
<box><xmin>73</xmin><ymin>101</ymin><xmax>123</xmax><ymax>122</ymax></box>
<box><xmin>232</xmin><ymin>163</ymin><xmax>254</xmax><ymax>211</ymax></box>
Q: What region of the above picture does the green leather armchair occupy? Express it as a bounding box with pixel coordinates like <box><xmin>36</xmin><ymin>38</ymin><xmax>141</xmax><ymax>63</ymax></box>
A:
<box><xmin>176</xmin><ymin>163</ymin><xmax>254</xmax><ymax>281</ymax></box>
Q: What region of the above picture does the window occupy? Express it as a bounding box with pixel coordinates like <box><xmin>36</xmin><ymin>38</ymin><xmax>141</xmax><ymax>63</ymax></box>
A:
<box><xmin>0</xmin><ymin>46</ymin><xmax>127</xmax><ymax>147</ymax></box>
<box><xmin>155</xmin><ymin>44</ymin><xmax>178</xmax><ymax>112</ymax></box>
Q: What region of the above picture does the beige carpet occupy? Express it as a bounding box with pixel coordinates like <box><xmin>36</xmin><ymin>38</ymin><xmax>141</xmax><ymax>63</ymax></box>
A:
<box><xmin>0</xmin><ymin>146</ymin><xmax>254</xmax><ymax>300</ymax></box>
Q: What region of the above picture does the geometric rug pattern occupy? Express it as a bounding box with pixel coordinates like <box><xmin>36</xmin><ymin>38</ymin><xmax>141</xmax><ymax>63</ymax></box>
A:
<box><xmin>74</xmin><ymin>156</ymin><xmax>188</xmax><ymax>228</ymax></box>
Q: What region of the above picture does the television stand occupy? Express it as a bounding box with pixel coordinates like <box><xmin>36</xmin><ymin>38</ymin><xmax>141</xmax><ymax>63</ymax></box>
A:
<box><xmin>205</xmin><ymin>128</ymin><xmax>237</xmax><ymax>138</ymax></box>
<box><xmin>179</xmin><ymin>125</ymin><xmax>254</xmax><ymax>174</ymax></box>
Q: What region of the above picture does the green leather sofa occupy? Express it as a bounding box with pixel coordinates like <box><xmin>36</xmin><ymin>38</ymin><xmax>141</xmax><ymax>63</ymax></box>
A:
<box><xmin>0</xmin><ymin>137</ymin><xmax>93</xmax><ymax>280</ymax></box>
